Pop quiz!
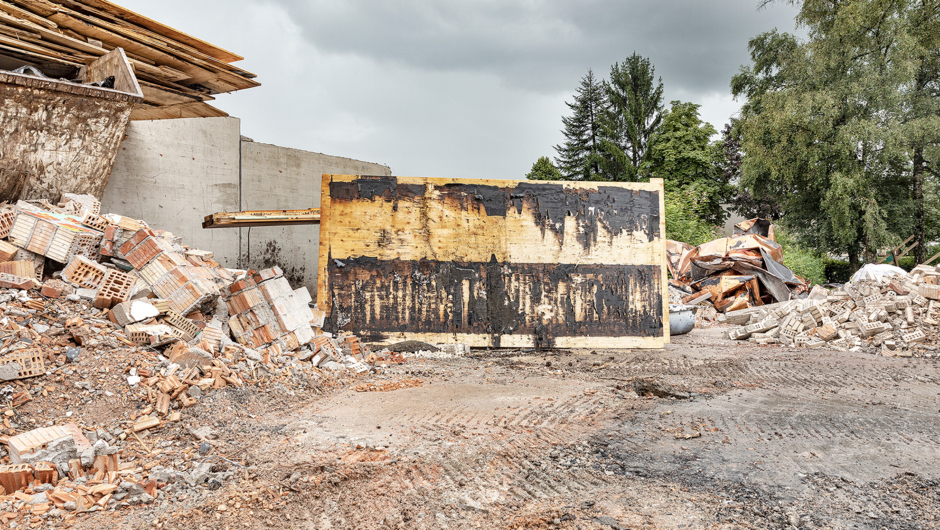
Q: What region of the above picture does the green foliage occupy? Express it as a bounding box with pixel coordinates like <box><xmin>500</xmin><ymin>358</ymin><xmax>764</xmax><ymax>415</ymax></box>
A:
<box><xmin>646</xmin><ymin>101</ymin><xmax>731</xmax><ymax>226</ymax></box>
<box><xmin>599</xmin><ymin>53</ymin><xmax>665</xmax><ymax>181</ymax></box>
<box><xmin>664</xmin><ymin>187</ymin><xmax>719</xmax><ymax>246</ymax></box>
<box><xmin>553</xmin><ymin>69</ymin><xmax>606</xmax><ymax>181</ymax></box>
<box><xmin>775</xmin><ymin>226</ymin><xmax>827</xmax><ymax>286</ymax></box>
<box><xmin>525</xmin><ymin>156</ymin><xmax>562</xmax><ymax>181</ymax></box>
<box><xmin>823</xmin><ymin>258</ymin><xmax>852</xmax><ymax>284</ymax></box>
<box><xmin>733</xmin><ymin>0</ymin><xmax>940</xmax><ymax>268</ymax></box>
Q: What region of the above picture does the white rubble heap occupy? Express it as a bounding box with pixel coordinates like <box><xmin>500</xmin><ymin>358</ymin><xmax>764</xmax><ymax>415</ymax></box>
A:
<box><xmin>722</xmin><ymin>264</ymin><xmax>940</xmax><ymax>357</ymax></box>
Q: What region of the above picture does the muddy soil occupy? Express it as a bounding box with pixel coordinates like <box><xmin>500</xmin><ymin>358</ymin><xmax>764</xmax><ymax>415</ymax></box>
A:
<box><xmin>88</xmin><ymin>327</ymin><xmax>940</xmax><ymax>529</ymax></box>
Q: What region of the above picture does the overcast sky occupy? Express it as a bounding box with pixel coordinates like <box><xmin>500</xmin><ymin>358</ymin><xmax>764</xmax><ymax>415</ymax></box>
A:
<box><xmin>121</xmin><ymin>0</ymin><xmax>800</xmax><ymax>180</ymax></box>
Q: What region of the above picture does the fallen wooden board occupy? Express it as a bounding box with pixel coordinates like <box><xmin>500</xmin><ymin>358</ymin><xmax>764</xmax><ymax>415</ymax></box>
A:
<box><xmin>202</xmin><ymin>208</ymin><xmax>321</xmax><ymax>229</ymax></box>
<box><xmin>318</xmin><ymin>175</ymin><xmax>669</xmax><ymax>349</ymax></box>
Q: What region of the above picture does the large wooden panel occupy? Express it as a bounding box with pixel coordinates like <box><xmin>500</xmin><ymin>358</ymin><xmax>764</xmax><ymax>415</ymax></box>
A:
<box><xmin>318</xmin><ymin>175</ymin><xmax>669</xmax><ymax>349</ymax></box>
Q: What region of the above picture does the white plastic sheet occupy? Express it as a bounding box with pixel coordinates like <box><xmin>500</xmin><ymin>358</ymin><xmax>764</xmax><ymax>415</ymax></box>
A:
<box><xmin>850</xmin><ymin>263</ymin><xmax>907</xmax><ymax>283</ymax></box>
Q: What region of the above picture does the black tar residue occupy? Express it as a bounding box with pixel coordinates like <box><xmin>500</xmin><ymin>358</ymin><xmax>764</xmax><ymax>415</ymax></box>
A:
<box><xmin>330</xmin><ymin>176</ymin><xmax>660</xmax><ymax>252</ymax></box>
<box><xmin>327</xmin><ymin>255</ymin><xmax>663</xmax><ymax>348</ymax></box>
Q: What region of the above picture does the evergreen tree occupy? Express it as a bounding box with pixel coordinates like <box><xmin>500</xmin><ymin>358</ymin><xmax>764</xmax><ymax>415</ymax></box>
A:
<box><xmin>553</xmin><ymin>69</ymin><xmax>606</xmax><ymax>181</ymax></box>
<box><xmin>525</xmin><ymin>156</ymin><xmax>562</xmax><ymax>181</ymax></box>
<box><xmin>599</xmin><ymin>53</ymin><xmax>665</xmax><ymax>181</ymax></box>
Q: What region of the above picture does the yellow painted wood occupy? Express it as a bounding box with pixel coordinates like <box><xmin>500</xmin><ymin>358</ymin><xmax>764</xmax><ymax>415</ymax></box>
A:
<box><xmin>653</xmin><ymin>177</ymin><xmax>670</xmax><ymax>344</ymax></box>
<box><xmin>318</xmin><ymin>175</ymin><xmax>667</xmax><ymax>348</ymax></box>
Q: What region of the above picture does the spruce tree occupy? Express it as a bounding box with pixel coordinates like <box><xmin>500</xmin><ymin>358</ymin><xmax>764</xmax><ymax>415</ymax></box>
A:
<box><xmin>553</xmin><ymin>69</ymin><xmax>605</xmax><ymax>181</ymax></box>
<box><xmin>600</xmin><ymin>53</ymin><xmax>664</xmax><ymax>181</ymax></box>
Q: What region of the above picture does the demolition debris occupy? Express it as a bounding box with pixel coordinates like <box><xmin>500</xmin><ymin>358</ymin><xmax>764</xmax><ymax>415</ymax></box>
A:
<box><xmin>0</xmin><ymin>194</ymin><xmax>421</xmax><ymax>525</ymax></box>
<box><xmin>667</xmin><ymin>218</ymin><xmax>809</xmax><ymax>314</ymax></box>
<box><xmin>723</xmin><ymin>264</ymin><xmax>940</xmax><ymax>357</ymax></box>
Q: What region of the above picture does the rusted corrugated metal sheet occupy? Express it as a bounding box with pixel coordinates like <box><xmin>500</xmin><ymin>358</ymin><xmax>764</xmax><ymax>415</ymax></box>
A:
<box><xmin>0</xmin><ymin>48</ymin><xmax>142</xmax><ymax>202</ymax></box>
<box><xmin>317</xmin><ymin>175</ymin><xmax>669</xmax><ymax>349</ymax></box>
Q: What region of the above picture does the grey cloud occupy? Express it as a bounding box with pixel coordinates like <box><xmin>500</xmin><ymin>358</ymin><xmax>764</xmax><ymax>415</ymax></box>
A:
<box><xmin>268</xmin><ymin>0</ymin><xmax>799</xmax><ymax>95</ymax></box>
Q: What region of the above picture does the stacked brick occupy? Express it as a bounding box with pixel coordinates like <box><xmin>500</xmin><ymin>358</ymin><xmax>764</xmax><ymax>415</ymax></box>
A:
<box><xmin>224</xmin><ymin>267</ymin><xmax>316</xmax><ymax>358</ymax></box>
<box><xmin>723</xmin><ymin>263</ymin><xmax>940</xmax><ymax>356</ymax></box>
<box><xmin>118</xmin><ymin>229</ymin><xmax>222</xmax><ymax>315</ymax></box>
<box><xmin>8</xmin><ymin>209</ymin><xmax>102</xmax><ymax>264</ymax></box>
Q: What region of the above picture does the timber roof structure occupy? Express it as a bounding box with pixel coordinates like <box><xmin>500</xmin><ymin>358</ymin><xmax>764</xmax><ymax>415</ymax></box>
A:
<box><xmin>0</xmin><ymin>0</ymin><xmax>258</xmax><ymax>120</ymax></box>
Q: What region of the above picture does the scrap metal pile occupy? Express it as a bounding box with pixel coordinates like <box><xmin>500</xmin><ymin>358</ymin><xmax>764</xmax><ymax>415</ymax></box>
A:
<box><xmin>667</xmin><ymin>219</ymin><xmax>810</xmax><ymax>314</ymax></box>
<box><xmin>722</xmin><ymin>265</ymin><xmax>940</xmax><ymax>357</ymax></box>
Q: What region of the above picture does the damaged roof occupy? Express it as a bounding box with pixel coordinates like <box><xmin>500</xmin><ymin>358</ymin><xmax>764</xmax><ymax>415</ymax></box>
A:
<box><xmin>0</xmin><ymin>0</ymin><xmax>258</xmax><ymax>120</ymax></box>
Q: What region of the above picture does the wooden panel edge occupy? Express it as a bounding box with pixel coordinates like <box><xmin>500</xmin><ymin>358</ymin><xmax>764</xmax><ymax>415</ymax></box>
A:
<box><xmin>322</xmin><ymin>174</ymin><xmax>664</xmax><ymax>192</ymax></box>
<box><xmin>362</xmin><ymin>332</ymin><xmax>664</xmax><ymax>349</ymax></box>
<box><xmin>650</xmin><ymin>177</ymin><xmax>670</xmax><ymax>344</ymax></box>
<box><xmin>316</xmin><ymin>174</ymin><xmax>332</xmax><ymax>313</ymax></box>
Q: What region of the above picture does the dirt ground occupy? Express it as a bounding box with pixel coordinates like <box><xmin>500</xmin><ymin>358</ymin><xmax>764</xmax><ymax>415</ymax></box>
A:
<box><xmin>84</xmin><ymin>326</ymin><xmax>940</xmax><ymax>529</ymax></box>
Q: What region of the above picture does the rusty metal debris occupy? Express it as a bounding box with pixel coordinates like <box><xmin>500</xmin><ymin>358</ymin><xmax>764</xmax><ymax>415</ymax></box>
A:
<box><xmin>667</xmin><ymin>218</ymin><xmax>810</xmax><ymax>314</ymax></box>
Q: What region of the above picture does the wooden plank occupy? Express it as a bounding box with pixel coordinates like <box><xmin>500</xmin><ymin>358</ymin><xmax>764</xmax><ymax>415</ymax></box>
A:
<box><xmin>318</xmin><ymin>175</ymin><xmax>667</xmax><ymax>349</ymax></box>
<box><xmin>84</xmin><ymin>46</ymin><xmax>140</xmax><ymax>96</ymax></box>
<box><xmin>129</xmin><ymin>101</ymin><xmax>226</xmax><ymax>121</ymax></box>
<box><xmin>923</xmin><ymin>250</ymin><xmax>940</xmax><ymax>266</ymax></box>
<box><xmin>202</xmin><ymin>208</ymin><xmax>321</xmax><ymax>229</ymax></box>
<box><xmin>0</xmin><ymin>0</ymin><xmax>56</xmax><ymax>28</ymax></box>
<box><xmin>6</xmin><ymin>0</ymin><xmax>57</xmax><ymax>17</ymax></box>
<box><xmin>0</xmin><ymin>10</ymin><xmax>102</xmax><ymax>54</ymax></box>
<box><xmin>654</xmin><ymin>177</ymin><xmax>670</xmax><ymax>341</ymax></box>
<box><xmin>316</xmin><ymin>174</ymin><xmax>332</xmax><ymax>314</ymax></box>
<box><xmin>63</xmin><ymin>0</ymin><xmax>244</xmax><ymax>63</ymax></box>
<box><xmin>136</xmin><ymin>79</ymin><xmax>212</xmax><ymax>107</ymax></box>
<box><xmin>61</xmin><ymin>0</ymin><xmax>252</xmax><ymax>76</ymax></box>
<box><xmin>895</xmin><ymin>241</ymin><xmax>919</xmax><ymax>261</ymax></box>
<box><xmin>47</xmin><ymin>9</ymin><xmax>258</xmax><ymax>93</ymax></box>
<box><xmin>879</xmin><ymin>234</ymin><xmax>915</xmax><ymax>263</ymax></box>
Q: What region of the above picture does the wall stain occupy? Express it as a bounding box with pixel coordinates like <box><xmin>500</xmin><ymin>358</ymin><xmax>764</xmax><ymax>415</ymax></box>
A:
<box><xmin>242</xmin><ymin>240</ymin><xmax>306</xmax><ymax>287</ymax></box>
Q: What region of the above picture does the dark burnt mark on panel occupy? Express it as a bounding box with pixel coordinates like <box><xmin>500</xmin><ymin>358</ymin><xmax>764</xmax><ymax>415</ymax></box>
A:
<box><xmin>330</xmin><ymin>175</ymin><xmax>427</xmax><ymax>204</ymax></box>
<box><xmin>325</xmin><ymin>256</ymin><xmax>663</xmax><ymax>347</ymax></box>
<box><xmin>510</xmin><ymin>182</ymin><xmax>660</xmax><ymax>249</ymax></box>
<box><xmin>437</xmin><ymin>183</ymin><xmax>510</xmax><ymax>217</ymax></box>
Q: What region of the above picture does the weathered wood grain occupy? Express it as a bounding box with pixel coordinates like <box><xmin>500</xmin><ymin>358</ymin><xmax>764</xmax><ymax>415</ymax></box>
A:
<box><xmin>0</xmin><ymin>57</ymin><xmax>140</xmax><ymax>202</ymax></box>
<box><xmin>318</xmin><ymin>175</ymin><xmax>669</xmax><ymax>349</ymax></box>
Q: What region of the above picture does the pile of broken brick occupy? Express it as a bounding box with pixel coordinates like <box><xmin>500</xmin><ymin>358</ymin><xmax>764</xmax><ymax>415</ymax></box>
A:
<box><xmin>0</xmin><ymin>194</ymin><xmax>369</xmax><ymax>375</ymax></box>
<box><xmin>0</xmin><ymin>194</ymin><xmax>379</xmax><ymax>520</ymax></box>
<box><xmin>723</xmin><ymin>264</ymin><xmax>940</xmax><ymax>357</ymax></box>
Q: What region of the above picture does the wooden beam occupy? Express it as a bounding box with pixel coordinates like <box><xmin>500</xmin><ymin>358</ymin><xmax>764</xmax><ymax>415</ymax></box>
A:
<box><xmin>130</xmin><ymin>101</ymin><xmax>226</xmax><ymax>121</ymax></box>
<box><xmin>895</xmin><ymin>241</ymin><xmax>919</xmax><ymax>261</ymax></box>
<box><xmin>202</xmin><ymin>209</ymin><xmax>321</xmax><ymax>229</ymax></box>
<box><xmin>48</xmin><ymin>8</ymin><xmax>258</xmax><ymax>93</ymax></box>
<box><xmin>0</xmin><ymin>0</ymin><xmax>56</xmax><ymax>28</ymax></box>
<box><xmin>62</xmin><ymin>0</ymin><xmax>244</xmax><ymax>63</ymax></box>
<box><xmin>879</xmin><ymin>235</ymin><xmax>916</xmax><ymax>263</ymax></box>
<box><xmin>136</xmin><ymin>79</ymin><xmax>212</xmax><ymax>107</ymax></box>
<box><xmin>923</xmin><ymin>250</ymin><xmax>940</xmax><ymax>266</ymax></box>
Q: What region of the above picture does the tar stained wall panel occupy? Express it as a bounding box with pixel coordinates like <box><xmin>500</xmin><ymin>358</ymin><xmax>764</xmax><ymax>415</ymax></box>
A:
<box><xmin>318</xmin><ymin>175</ymin><xmax>669</xmax><ymax>349</ymax></box>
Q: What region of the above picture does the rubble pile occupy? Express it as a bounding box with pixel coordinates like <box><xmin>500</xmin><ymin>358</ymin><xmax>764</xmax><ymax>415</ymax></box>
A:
<box><xmin>667</xmin><ymin>218</ymin><xmax>810</xmax><ymax>315</ymax></box>
<box><xmin>723</xmin><ymin>264</ymin><xmax>940</xmax><ymax>357</ymax></box>
<box><xmin>0</xmin><ymin>195</ymin><xmax>395</xmax><ymax>524</ymax></box>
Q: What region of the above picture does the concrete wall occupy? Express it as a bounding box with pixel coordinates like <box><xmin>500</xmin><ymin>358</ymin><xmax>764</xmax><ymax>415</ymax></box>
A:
<box><xmin>101</xmin><ymin>117</ymin><xmax>242</xmax><ymax>265</ymax></box>
<box><xmin>101</xmin><ymin>116</ymin><xmax>391</xmax><ymax>295</ymax></box>
<box><xmin>239</xmin><ymin>139</ymin><xmax>392</xmax><ymax>290</ymax></box>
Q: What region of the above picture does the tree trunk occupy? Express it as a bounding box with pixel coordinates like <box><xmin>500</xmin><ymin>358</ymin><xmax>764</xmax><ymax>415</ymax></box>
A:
<box><xmin>849</xmin><ymin>249</ymin><xmax>859</xmax><ymax>274</ymax></box>
<box><xmin>913</xmin><ymin>146</ymin><xmax>926</xmax><ymax>264</ymax></box>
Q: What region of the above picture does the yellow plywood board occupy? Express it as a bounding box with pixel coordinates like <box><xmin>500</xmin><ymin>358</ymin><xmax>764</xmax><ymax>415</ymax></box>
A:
<box><xmin>318</xmin><ymin>175</ymin><xmax>669</xmax><ymax>349</ymax></box>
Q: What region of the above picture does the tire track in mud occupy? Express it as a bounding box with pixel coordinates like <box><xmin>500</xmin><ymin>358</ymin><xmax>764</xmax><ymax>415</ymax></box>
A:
<box><xmin>362</xmin><ymin>390</ymin><xmax>638</xmax><ymax>506</ymax></box>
